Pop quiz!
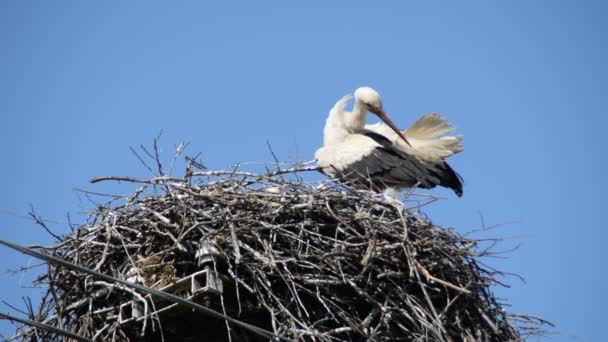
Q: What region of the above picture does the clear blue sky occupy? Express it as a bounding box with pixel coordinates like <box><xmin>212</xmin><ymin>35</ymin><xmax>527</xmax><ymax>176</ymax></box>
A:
<box><xmin>0</xmin><ymin>1</ymin><xmax>604</xmax><ymax>340</ymax></box>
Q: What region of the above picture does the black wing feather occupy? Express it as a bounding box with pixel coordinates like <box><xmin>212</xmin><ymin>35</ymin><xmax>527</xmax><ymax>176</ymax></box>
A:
<box><xmin>331</xmin><ymin>131</ymin><xmax>463</xmax><ymax>196</ymax></box>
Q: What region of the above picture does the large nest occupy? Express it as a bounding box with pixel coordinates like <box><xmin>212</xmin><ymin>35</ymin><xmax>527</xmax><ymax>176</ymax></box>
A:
<box><xmin>8</xmin><ymin>156</ymin><xmax>547</xmax><ymax>341</ymax></box>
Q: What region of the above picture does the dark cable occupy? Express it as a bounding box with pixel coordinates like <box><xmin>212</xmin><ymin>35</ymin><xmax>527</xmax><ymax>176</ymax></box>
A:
<box><xmin>0</xmin><ymin>239</ymin><xmax>286</xmax><ymax>341</ymax></box>
<box><xmin>0</xmin><ymin>312</ymin><xmax>94</xmax><ymax>342</ymax></box>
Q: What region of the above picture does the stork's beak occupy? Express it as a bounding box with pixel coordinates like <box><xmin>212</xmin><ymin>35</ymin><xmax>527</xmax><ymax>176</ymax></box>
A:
<box><xmin>371</xmin><ymin>108</ymin><xmax>412</xmax><ymax>147</ymax></box>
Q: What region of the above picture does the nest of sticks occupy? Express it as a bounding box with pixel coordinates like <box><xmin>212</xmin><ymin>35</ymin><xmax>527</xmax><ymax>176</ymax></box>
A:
<box><xmin>7</xmin><ymin>148</ymin><xmax>548</xmax><ymax>341</ymax></box>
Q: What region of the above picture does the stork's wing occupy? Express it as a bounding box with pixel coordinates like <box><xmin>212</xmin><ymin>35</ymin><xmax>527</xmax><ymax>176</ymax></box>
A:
<box><xmin>366</xmin><ymin>113</ymin><xmax>463</xmax><ymax>163</ymax></box>
<box><xmin>341</xmin><ymin>132</ymin><xmax>445</xmax><ymax>189</ymax></box>
<box><xmin>316</xmin><ymin>132</ymin><xmax>462</xmax><ymax>195</ymax></box>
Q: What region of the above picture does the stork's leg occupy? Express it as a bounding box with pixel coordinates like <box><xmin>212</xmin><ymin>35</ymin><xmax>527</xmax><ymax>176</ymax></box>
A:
<box><xmin>382</xmin><ymin>187</ymin><xmax>404</xmax><ymax>206</ymax></box>
<box><xmin>382</xmin><ymin>187</ymin><xmax>410</xmax><ymax>238</ymax></box>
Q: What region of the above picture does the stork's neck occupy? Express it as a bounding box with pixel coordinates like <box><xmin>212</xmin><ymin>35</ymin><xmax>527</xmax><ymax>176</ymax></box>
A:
<box><xmin>321</xmin><ymin>95</ymin><xmax>368</xmax><ymax>146</ymax></box>
<box><xmin>347</xmin><ymin>99</ymin><xmax>368</xmax><ymax>131</ymax></box>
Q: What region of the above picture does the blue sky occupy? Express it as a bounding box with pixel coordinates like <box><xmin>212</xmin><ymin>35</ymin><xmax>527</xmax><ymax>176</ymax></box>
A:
<box><xmin>0</xmin><ymin>1</ymin><xmax>604</xmax><ymax>340</ymax></box>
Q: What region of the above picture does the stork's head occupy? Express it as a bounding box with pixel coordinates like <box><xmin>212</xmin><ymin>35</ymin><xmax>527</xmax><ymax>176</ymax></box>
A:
<box><xmin>354</xmin><ymin>87</ymin><xmax>383</xmax><ymax>113</ymax></box>
<box><xmin>354</xmin><ymin>86</ymin><xmax>411</xmax><ymax>147</ymax></box>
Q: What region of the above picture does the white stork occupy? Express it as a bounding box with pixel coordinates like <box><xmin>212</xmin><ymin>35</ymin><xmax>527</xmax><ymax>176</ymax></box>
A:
<box><xmin>315</xmin><ymin>87</ymin><xmax>464</xmax><ymax>196</ymax></box>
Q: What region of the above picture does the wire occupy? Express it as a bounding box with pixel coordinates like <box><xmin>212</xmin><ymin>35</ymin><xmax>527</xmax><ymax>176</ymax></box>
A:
<box><xmin>0</xmin><ymin>239</ymin><xmax>287</xmax><ymax>341</ymax></box>
<box><xmin>0</xmin><ymin>312</ymin><xmax>94</xmax><ymax>342</ymax></box>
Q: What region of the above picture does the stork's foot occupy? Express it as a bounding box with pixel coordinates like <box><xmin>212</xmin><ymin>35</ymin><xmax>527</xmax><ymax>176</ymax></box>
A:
<box><xmin>382</xmin><ymin>188</ymin><xmax>405</xmax><ymax>208</ymax></box>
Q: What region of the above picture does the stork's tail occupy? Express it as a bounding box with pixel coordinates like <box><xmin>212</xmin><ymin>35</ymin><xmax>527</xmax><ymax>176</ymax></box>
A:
<box><xmin>404</xmin><ymin>113</ymin><xmax>463</xmax><ymax>162</ymax></box>
<box><xmin>439</xmin><ymin>162</ymin><xmax>464</xmax><ymax>197</ymax></box>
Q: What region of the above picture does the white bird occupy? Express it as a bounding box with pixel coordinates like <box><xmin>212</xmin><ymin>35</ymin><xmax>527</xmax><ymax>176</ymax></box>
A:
<box><xmin>315</xmin><ymin>87</ymin><xmax>464</xmax><ymax>196</ymax></box>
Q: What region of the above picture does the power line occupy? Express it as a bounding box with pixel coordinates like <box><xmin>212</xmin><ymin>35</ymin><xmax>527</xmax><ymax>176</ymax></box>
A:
<box><xmin>0</xmin><ymin>312</ymin><xmax>93</xmax><ymax>342</ymax></box>
<box><xmin>0</xmin><ymin>239</ymin><xmax>287</xmax><ymax>341</ymax></box>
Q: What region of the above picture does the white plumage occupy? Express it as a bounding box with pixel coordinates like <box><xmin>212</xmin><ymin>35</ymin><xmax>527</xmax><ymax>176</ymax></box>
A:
<box><xmin>366</xmin><ymin>113</ymin><xmax>463</xmax><ymax>163</ymax></box>
<box><xmin>315</xmin><ymin>87</ymin><xmax>464</xmax><ymax>196</ymax></box>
